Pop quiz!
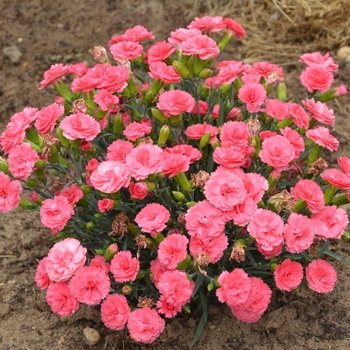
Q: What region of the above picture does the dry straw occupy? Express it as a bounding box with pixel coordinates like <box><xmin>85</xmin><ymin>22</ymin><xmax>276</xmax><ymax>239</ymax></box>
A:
<box><xmin>186</xmin><ymin>0</ymin><xmax>350</xmax><ymax>65</ymax></box>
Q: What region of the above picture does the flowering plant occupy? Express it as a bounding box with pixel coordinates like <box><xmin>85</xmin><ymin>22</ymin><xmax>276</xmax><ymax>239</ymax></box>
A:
<box><xmin>1</xmin><ymin>15</ymin><xmax>349</xmax><ymax>345</ymax></box>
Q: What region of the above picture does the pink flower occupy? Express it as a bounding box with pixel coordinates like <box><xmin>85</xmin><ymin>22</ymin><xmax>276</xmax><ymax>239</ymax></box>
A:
<box><xmin>216</xmin><ymin>269</ymin><xmax>251</xmax><ymax>307</ymax></box>
<box><xmin>260</xmin><ymin>130</ymin><xmax>277</xmax><ymax>141</ymax></box>
<box><xmin>224</xmin><ymin>197</ymin><xmax>257</xmax><ymax>226</ymax></box>
<box><xmin>223</xmin><ymin>17</ymin><xmax>246</xmax><ymax>37</ymax></box>
<box><xmin>164</xmin><ymin>144</ymin><xmax>201</xmax><ymax>163</ymax></box>
<box><xmin>69</xmin><ymin>62</ymin><xmax>89</xmax><ymax>76</ymax></box>
<box><xmin>161</xmin><ymin>153</ymin><xmax>190</xmax><ymax>177</ymax></box>
<box><xmin>134</xmin><ymin>203</ymin><xmax>170</xmax><ymax>235</ymax></box>
<box><xmin>213</xmin><ymin>147</ymin><xmax>247</xmax><ymax>168</ymax></box>
<box><xmin>238</xmin><ymin>82</ymin><xmax>267</xmax><ymax>112</ymax></box>
<box><xmin>150</xmin><ymin>258</ymin><xmax>170</xmax><ymax>288</ymax></box>
<box><xmin>61</xmin><ymin>183</ymin><xmax>84</xmax><ymax>207</ymax></box>
<box><xmin>181</xmin><ymin>34</ymin><xmax>220</xmax><ymax>60</ymax></box>
<box><xmin>110</xmin><ymin>251</ymin><xmax>140</xmax><ymax>282</ymax></box>
<box><xmin>312</xmin><ymin>206</ymin><xmax>349</xmax><ymax>239</ymax></box>
<box><xmin>192</xmin><ymin>100</ymin><xmax>209</xmax><ymax>115</ymax></box>
<box><xmin>110</xmin><ymin>41</ymin><xmax>143</xmax><ymax>60</ymax></box>
<box><xmin>90</xmin><ymin>161</ymin><xmax>131</xmax><ymax>193</ymax></box>
<box><xmin>35</xmin><ymin>103</ymin><xmax>64</xmax><ymax>134</ymax></box>
<box><xmin>291</xmin><ymin>179</ymin><xmax>325</xmax><ymax>214</ymax></box>
<box><xmin>217</xmin><ymin>61</ymin><xmax>250</xmax><ymax>84</ymax></box>
<box><xmin>101</xmin><ymin>294</ymin><xmax>130</xmax><ymax>330</ymax></box>
<box><xmin>288</xmin><ymin>102</ymin><xmax>310</xmax><ymax>129</ymax></box>
<box><xmin>106</xmin><ymin>140</ymin><xmax>133</xmax><ymax>162</ymax></box>
<box><xmin>98</xmin><ymin>198</ymin><xmax>114</xmax><ymax>212</ymax></box>
<box><xmin>204</xmin><ymin>168</ymin><xmax>247</xmax><ymax>211</ymax></box>
<box><xmin>123</xmin><ymin>121</ymin><xmax>152</xmax><ymax>141</ymax></box>
<box><xmin>247</xmin><ymin>209</ymin><xmax>284</xmax><ymax>251</ymax></box>
<box><xmin>306</xmin><ymin>259</ymin><xmax>337</xmax><ymax>293</ymax></box>
<box><xmin>157</xmin><ymin>90</ymin><xmax>195</xmax><ymax>117</ymax></box>
<box><xmin>189</xmin><ymin>232</ymin><xmax>228</xmax><ymax>263</ymax></box>
<box><xmin>230</xmin><ymin>277</ymin><xmax>271</xmax><ymax>323</ymax></box>
<box><xmin>46</xmin><ymin>282</ymin><xmax>79</xmax><ymax>316</ymax></box>
<box><xmin>280</xmin><ymin>127</ymin><xmax>305</xmax><ymax>159</ymax></box>
<box><xmin>300</xmin><ymin>66</ymin><xmax>334</xmax><ymax>93</ymax></box>
<box><xmin>321</xmin><ymin>168</ymin><xmax>350</xmax><ymax>190</ymax></box>
<box><xmin>158</xmin><ymin>234</ymin><xmax>188</xmax><ymax>269</ymax></box>
<box><xmin>243</xmin><ymin>173</ymin><xmax>269</xmax><ymax>203</ymax></box>
<box><xmin>259</xmin><ymin>135</ymin><xmax>295</xmax><ymax>171</ymax></box>
<box><xmin>35</xmin><ymin>257</ymin><xmax>51</xmax><ymax>290</ymax></box>
<box><xmin>129</xmin><ymin>181</ymin><xmax>149</xmax><ymax>200</ymax></box>
<box><xmin>185</xmin><ymin>200</ymin><xmax>225</xmax><ymax>238</ymax></box>
<box><xmin>147</xmin><ymin>41</ymin><xmax>175</xmax><ymax>63</ymax></box>
<box><xmin>188</xmin><ymin>15</ymin><xmax>225</xmax><ymax>32</ymax></box>
<box><xmin>39</xmin><ymin>63</ymin><xmax>69</xmax><ymax>90</ymax></box>
<box><xmin>89</xmin><ymin>256</ymin><xmax>110</xmax><ymax>274</ymax></box>
<box><xmin>338</xmin><ymin>156</ymin><xmax>350</xmax><ymax>176</ymax></box>
<box><xmin>274</xmin><ymin>259</ymin><xmax>304</xmax><ymax>292</ymax></box>
<box><xmin>300</xmin><ymin>52</ymin><xmax>338</xmax><ymax>71</ymax></box>
<box><xmin>302</xmin><ymin>98</ymin><xmax>335</xmax><ymax>126</ymax></box>
<box><xmin>108</xmin><ymin>25</ymin><xmax>154</xmax><ymax>46</ymax></box>
<box><xmin>284</xmin><ymin>213</ymin><xmax>315</xmax><ymax>253</ymax></box>
<box><xmin>253</xmin><ymin>61</ymin><xmax>284</xmax><ymax>81</ymax></box>
<box><xmin>184</xmin><ymin>122</ymin><xmax>218</xmax><ymax>141</ymax></box>
<box><xmin>157</xmin><ymin>270</ymin><xmax>194</xmax><ymax>317</ymax></box>
<box><xmin>45</xmin><ymin>238</ymin><xmax>87</xmax><ymax>282</ymax></box>
<box><xmin>0</xmin><ymin>172</ymin><xmax>22</xmax><ymax>213</ymax></box>
<box><xmin>127</xmin><ymin>307</ymin><xmax>165</xmax><ymax>344</ymax></box>
<box><xmin>335</xmin><ymin>84</ymin><xmax>347</xmax><ymax>96</ymax></box>
<box><xmin>69</xmin><ymin>266</ymin><xmax>110</xmax><ymax>305</ymax></box>
<box><xmin>40</xmin><ymin>195</ymin><xmax>74</xmax><ymax>231</ymax></box>
<box><xmin>0</xmin><ymin>121</ymin><xmax>26</xmax><ymax>155</ymax></box>
<box><xmin>126</xmin><ymin>144</ymin><xmax>164</xmax><ymax>180</ymax></box>
<box><xmin>149</xmin><ymin>62</ymin><xmax>180</xmax><ymax>84</ymax></box>
<box><xmin>80</xmin><ymin>140</ymin><xmax>92</xmax><ymax>151</ymax></box>
<box><xmin>60</xmin><ymin>112</ymin><xmax>101</xmax><ymax>141</ymax></box>
<box><xmin>220</xmin><ymin>121</ymin><xmax>249</xmax><ymax>150</ymax></box>
<box><xmin>86</xmin><ymin>158</ymin><xmax>99</xmax><ymax>171</ymax></box>
<box><xmin>8</xmin><ymin>143</ymin><xmax>39</xmax><ymax>180</ymax></box>
<box><xmin>264</xmin><ymin>99</ymin><xmax>290</xmax><ymax>121</ymax></box>
<box><xmin>94</xmin><ymin>89</ymin><xmax>119</xmax><ymax>111</ymax></box>
<box><xmin>256</xmin><ymin>241</ymin><xmax>283</xmax><ymax>259</ymax></box>
<box><xmin>9</xmin><ymin>107</ymin><xmax>38</xmax><ymax>129</ymax></box>
<box><xmin>306</xmin><ymin>126</ymin><xmax>339</xmax><ymax>152</ymax></box>
<box><xmin>168</xmin><ymin>28</ymin><xmax>202</xmax><ymax>47</ymax></box>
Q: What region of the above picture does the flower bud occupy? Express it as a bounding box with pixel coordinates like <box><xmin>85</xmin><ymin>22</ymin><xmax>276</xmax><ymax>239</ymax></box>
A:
<box><xmin>19</xmin><ymin>199</ymin><xmax>36</xmax><ymax>210</ymax></box>
<box><xmin>34</xmin><ymin>159</ymin><xmax>46</xmax><ymax>168</ymax></box>
<box><xmin>26</xmin><ymin>178</ymin><xmax>39</xmax><ymax>188</ymax></box>
<box><xmin>104</xmin><ymin>243</ymin><xmax>119</xmax><ymax>262</ymax></box>
<box><xmin>151</xmin><ymin>108</ymin><xmax>169</xmax><ymax>124</ymax></box>
<box><xmin>157</xmin><ymin>125</ymin><xmax>169</xmax><ymax>147</ymax></box>
<box><xmin>175</xmin><ymin>172</ymin><xmax>191</xmax><ymax>192</ymax></box>
<box><xmin>172</xmin><ymin>191</ymin><xmax>186</xmax><ymax>201</ymax></box>
<box><xmin>177</xmin><ymin>254</ymin><xmax>192</xmax><ymax>270</ymax></box>
<box><xmin>172</xmin><ymin>60</ymin><xmax>191</xmax><ymax>78</ymax></box>
<box><xmin>56</xmin><ymin>127</ymin><xmax>70</xmax><ymax>148</ymax></box>
<box><xmin>198</xmin><ymin>68</ymin><xmax>212</xmax><ymax>79</ymax></box>
<box><xmin>293</xmin><ymin>198</ymin><xmax>307</xmax><ymax>213</ymax></box>
<box><xmin>122</xmin><ymin>285</ymin><xmax>133</xmax><ymax>296</ymax></box>
<box><xmin>81</xmin><ymin>185</ymin><xmax>91</xmax><ymax>195</ymax></box>
<box><xmin>199</xmin><ymin>132</ymin><xmax>211</xmax><ymax>148</ymax></box>
<box><xmin>275</xmin><ymin>116</ymin><xmax>293</xmax><ymax>130</ymax></box>
<box><xmin>342</xmin><ymin>231</ymin><xmax>350</xmax><ymax>241</ymax></box>
<box><xmin>113</xmin><ymin>113</ymin><xmax>123</xmax><ymax>135</ymax></box>
<box><xmin>217</xmin><ymin>31</ymin><xmax>233</xmax><ymax>51</ymax></box>
<box><xmin>127</xmin><ymin>73</ymin><xmax>137</xmax><ymax>95</ymax></box>
<box><xmin>86</xmin><ymin>222</ymin><xmax>95</xmax><ymax>230</ymax></box>
<box><xmin>0</xmin><ymin>157</ymin><xmax>10</xmax><ymax>176</ymax></box>
<box><xmin>186</xmin><ymin>201</ymin><xmax>196</xmax><ymax>209</ymax></box>
<box><xmin>277</xmin><ymin>82</ymin><xmax>287</xmax><ymax>101</ymax></box>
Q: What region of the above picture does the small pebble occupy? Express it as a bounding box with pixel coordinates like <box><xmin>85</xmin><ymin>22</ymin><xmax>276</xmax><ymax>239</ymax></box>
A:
<box><xmin>3</xmin><ymin>45</ymin><xmax>22</xmax><ymax>63</ymax></box>
<box><xmin>83</xmin><ymin>327</ymin><xmax>100</xmax><ymax>346</ymax></box>
<box><xmin>337</xmin><ymin>46</ymin><xmax>350</xmax><ymax>62</ymax></box>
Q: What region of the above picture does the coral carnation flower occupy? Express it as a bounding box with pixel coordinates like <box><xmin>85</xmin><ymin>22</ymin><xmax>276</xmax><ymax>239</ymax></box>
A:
<box><xmin>101</xmin><ymin>294</ymin><xmax>130</xmax><ymax>330</ymax></box>
<box><xmin>238</xmin><ymin>82</ymin><xmax>267</xmax><ymax>112</ymax></box>
<box><xmin>181</xmin><ymin>34</ymin><xmax>220</xmax><ymax>60</ymax></box>
<box><xmin>157</xmin><ymin>90</ymin><xmax>195</xmax><ymax>117</ymax></box>
<box><xmin>274</xmin><ymin>259</ymin><xmax>304</xmax><ymax>292</ymax></box>
<box><xmin>306</xmin><ymin>259</ymin><xmax>337</xmax><ymax>293</ymax></box>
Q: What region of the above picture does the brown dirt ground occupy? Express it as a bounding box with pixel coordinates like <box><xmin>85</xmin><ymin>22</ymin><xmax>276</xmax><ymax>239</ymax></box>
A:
<box><xmin>1</xmin><ymin>1</ymin><xmax>350</xmax><ymax>349</ymax></box>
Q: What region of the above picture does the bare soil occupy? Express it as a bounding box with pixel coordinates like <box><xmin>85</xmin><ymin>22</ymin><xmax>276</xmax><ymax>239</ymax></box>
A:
<box><xmin>1</xmin><ymin>1</ymin><xmax>350</xmax><ymax>349</ymax></box>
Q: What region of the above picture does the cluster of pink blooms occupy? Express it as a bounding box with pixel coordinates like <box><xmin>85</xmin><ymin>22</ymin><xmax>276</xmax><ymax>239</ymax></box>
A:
<box><xmin>1</xmin><ymin>15</ymin><xmax>349</xmax><ymax>345</ymax></box>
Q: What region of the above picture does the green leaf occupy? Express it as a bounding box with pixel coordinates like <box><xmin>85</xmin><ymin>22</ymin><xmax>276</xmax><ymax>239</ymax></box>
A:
<box><xmin>323</xmin><ymin>249</ymin><xmax>350</xmax><ymax>264</ymax></box>
<box><xmin>191</xmin><ymin>287</ymin><xmax>208</xmax><ymax>347</ymax></box>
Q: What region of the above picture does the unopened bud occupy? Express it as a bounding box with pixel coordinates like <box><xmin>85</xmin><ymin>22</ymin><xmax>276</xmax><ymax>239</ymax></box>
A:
<box><xmin>151</xmin><ymin>108</ymin><xmax>169</xmax><ymax>124</ymax></box>
<box><xmin>198</xmin><ymin>68</ymin><xmax>212</xmax><ymax>79</ymax></box>
<box><xmin>277</xmin><ymin>82</ymin><xmax>287</xmax><ymax>101</ymax></box>
<box><xmin>122</xmin><ymin>285</ymin><xmax>132</xmax><ymax>296</ymax></box>
<box><xmin>199</xmin><ymin>132</ymin><xmax>211</xmax><ymax>148</ymax></box>
<box><xmin>86</xmin><ymin>222</ymin><xmax>95</xmax><ymax>230</ymax></box>
<box><xmin>113</xmin><ymin>113</ymin><xmax>123</xmax><ymax>135</ymax></box>
<box><xmin>158</xmin><ymin>125</ymin><xmax>169</xmax><ymax>147</ymax></box>
<box><xmin>172</xmin><ymin>60</ymin><xmax>191</xmax><ymax>78</ymax></box>
<box><xmin>105</xmin><ymin>243</ymin><xmax>119</xmax><ymax>262</ymax></box>
<box><xmin>172</xmin><ymin>191</ymin><xmax>186</xmax><ymax>201</ymax></box>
